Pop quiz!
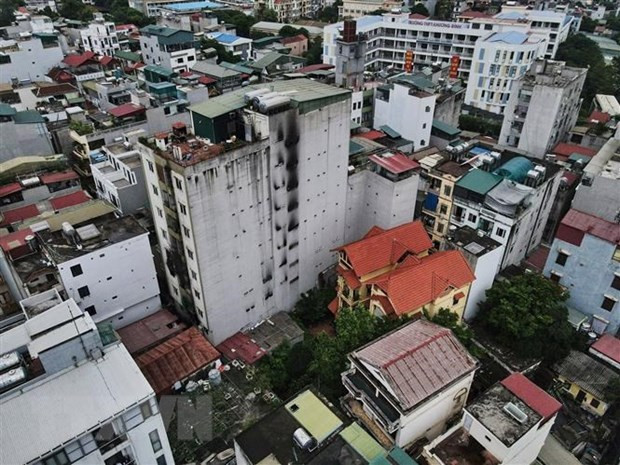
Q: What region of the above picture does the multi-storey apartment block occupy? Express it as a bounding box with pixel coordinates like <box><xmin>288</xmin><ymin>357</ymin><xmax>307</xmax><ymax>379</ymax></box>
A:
<box><xmin>139</xmin><ymin>25</ymin><xmax>197</xmax><ymax>73</ymax></box>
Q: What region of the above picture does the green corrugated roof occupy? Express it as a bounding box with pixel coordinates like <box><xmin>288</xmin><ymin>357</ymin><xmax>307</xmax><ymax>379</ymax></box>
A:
<box><xmin>349</xmin><ymin>139</ymin><xmax>364</xmax><ymax>155</ymax></box>
<box><xmin>393</xmin><ymin>73</ymin><xmax>435</xmax><ymax>90</ymax></box>
<box><xmin>115</xmin><ymin>50</ymin><xmax>141</xmax><ymax>62</ymax></box>
<box><xmin>284</xmin><ymin>390</ymin><xmax>343</xmax><ymax>442</ymax></box>
<box><xmin>456</xmin><ymin>169</ymin><xmax>503</xmax><ymax>195</ymax></box>
<box><xmin>141</xmin><ymin>25</ymin><xmax>184</xmax><ymax>37</ymax></box>
<box><xmin>432</xmin><ymin>119</ymin><xmax>461</xmax><ymax>137</ymax></box>
<box><xmin>568</xmin><ymin>153</ymin><xmax>591</xmax><ymax>164</ymax></box>
<box><xmin>12</xmin><ymin>110</ymin><xmax>45</xmax><ymax>124</ymax></box>
<box><xmin>379</xmin><ymin>125</ymin><xmax>401</xmax><ymax>138</ymax></box>
<box><xmin>144</xmin><ymin>64</ymin><xmax>176</xmax><ymax>78</ymax></box>
<box><xmin>340</xmin><ymin>423</ymin><xmax>386</xmax><ymax>462</ymax></box>
<box><xmin>220</xmin><ymin>61</ymin><xmax>255</xmax><ymax>74</ymax></box>
<box><xmin>370</xmin><ymin>448</ymin><xmax>419</xmax><ymax>465</ymax></box>
<box><xmin>0</xmin><ymin>103</ymin><xmax>17</xmax><ymax>117</ymax></box>
<box><xmin>190</xmin><ymin>78</ymin><xmax>350</xmax><ymax>119</ymax></box>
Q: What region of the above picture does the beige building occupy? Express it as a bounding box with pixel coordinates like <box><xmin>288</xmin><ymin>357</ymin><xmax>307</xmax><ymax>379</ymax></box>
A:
<box><xmin>340</xmin><ymin>0</ymin><xmax>404</xmax><ymax>19</ymax></box>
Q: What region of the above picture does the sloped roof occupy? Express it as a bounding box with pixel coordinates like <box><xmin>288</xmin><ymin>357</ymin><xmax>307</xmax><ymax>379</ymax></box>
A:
<box><xmin>33</xmin><ymin>83</ymin><xmax>77</xmax><ymax>98</ymax></box>
<box><xmin>554</xmin><ymin>350</ymin><xmax>619</xmax><ymax>401</ymax></box>
<box><xmin>0</xmin><ymin>204</ymin><xmax>40</xmax><ymax>226</ymax></box>
<box><xmin>369</xmin><ymin>152</ymin><xmax>419</xmax><ymax>174</ymax></box>
<box><xmin>108</xmin><ymin>103</ymin><xmax>145</xmax><ymax>118</ymax></box>
<box><xmin>370</xmin><ymin>250</ymin><xmax>475</xmax><ymax>314</ymax></box>
<box><xmin>552</xmin><ymin>142</ymin><xmax>596</xmax><ymax>159</ymax></box>
<box><xmin>49</xmin><ymin>190</ymin><xmax>90</xmax><ymax>210</ymax></box>
<box><xmin>116</xmin><ymin>309</ymin><xmax>187</xmax><ymax>355</ymax></box>
<box><xmin>62</xmin><ymin>51</ymin><xmax>97</xmax><ymax>67</ymax></box>
<box><xmin>353</xmin><ymin>320</ymin><xmax>477</xmax><ymax>410</ymax></box>
<box><xmin>501</xmin><ymin>373</ymin><xmax>562</xmax><ymax>421</ymax></box>
<box><xmin>336</xmin><ymin>221</ymin><xmax>433</xmax><ymax>277</ymax></box>
<box><xmin>137</xmin><ymin>327</ymin><xmax>220</xmax><ymax>394</ymax></box>
<box><xmin>557</xmin><ymin>209</ymin><xmax>620</xmax><ymax>245</ymax></box>
<box><xmin>0</xmin><ymin>227</ymin><xmax>33</xmax><ymax>253</ymax></box>
<box><xmin>281</xmin><ymin>34</ymin><xmax>307</xmax><ymax>45</ymax></box>
<box><xmin>217</xmin><ymin>331</ymin><xmax>267</xmax><ymax>364</ymax></box>
<box><xmin>0</xmin><ymin>182</ymin><xmax>22</xmax><ymax>198</ymax></box>
<box><xmin>456</xmin><ymin>169</ymin><xmax>503</xmax><ymax>196</ymax></box>
<box><xmin>590</xmin><ymin>334</ymin><xmax>620</xmax><ymax>365</ymax></box>
<box><xmin>39</xmin><ymin>169</ymin><xmax>79</xmax><ymax>184</ymax></box>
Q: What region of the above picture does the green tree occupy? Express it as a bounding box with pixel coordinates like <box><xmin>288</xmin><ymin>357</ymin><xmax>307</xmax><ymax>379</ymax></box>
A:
<box><xmin>334</xmin><ymin>305</ymin><xmax>378</xmax><ymax>353</ymax></box>
<box><xmin>256</xmin><ymin>7</ymin><xmax>278</xmax><ymax>22</ymax></box>
<box><xmin>279</xmin><ymin>25</ymin><xmax>309</xmax><ymax>38</ymax></box>
<box><xmin>200</xmin><ymin>37</ymin><xmax>240</xmax><ymax>63</ymax></box>
<box><xmin>58</xmin><ymin>0</ymin><xmax>95</xmax><ymax>22</ymax></box>
<box><xmin>556</xmin><ymin>34</ymin><xmax>619</xmax><ymax>108</ymax></box>
<box><xmin>410</xmin><ymin>2</ymin><xmax>429</xmax><ymax>16</ymax></box>
<box><xmin>426</xmin><ymin>308</ymin><xmax>474</xmax><ymax>347</ymax></box>
<box><xmin>476</xmin><ymin>273</ymin><xmax>577</xmax><ymax>362</ymax></box>
<box><xmin>304</xmin><ymin>36</ymin><xmax>323</xmax><ymax>65</ymax></box>
<box><xmin>458</xmin><ymin>114</ymin><xmax>502</xmax><ymax>137</ymax></box>
<box><xmin>0</xmin><ymin>0</ymin><xmax>24</xmax><ymax>27</ymax></box>
<box><xmin>579</xmin><ymin>16</ymin><xmax>598</xmax><ymax>33</ymax></box>
<box><xmin>435</xmin><ymin>0</ymin><xmax>453</xmax><ymax>20</ymax></box>
<box><xmin>212</xmin><ymin>9</ymin><xmax>256</xmax><ymax>38</ymax></box>
<box><xmin>293</xmin><ymin>287</ymin><xmax>335</xmax><ymax>326</ymax></box>
<box><xmin>317</xmin><ymin>0</ymin><xmax>341</xmax><ymax>23</ymax></box>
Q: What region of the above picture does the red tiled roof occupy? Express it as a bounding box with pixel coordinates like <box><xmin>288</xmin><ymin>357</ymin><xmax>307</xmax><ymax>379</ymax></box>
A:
<box><xmin>524</xmin><ymin>245</ymin><xmax>550</xmax><ymax>272</ymax></box>
<box><xmin>0</xmin><ymin>227</ymin><xmax>33</xmax><ymax>253</ymax></box>
<box><xmin>63</xmin><ymin>51</ymin><xmax>97</xmax><ymax>68</ymax></box>
<box><xmin>47</xmin><ymin>67</ymin><xmax>74</xmax><ymax>83</ymax></box>
<box><xmin>552</xmin><ymin>142</ymin><xmax>597</xmax><ymax>159</ymax></box>
<box><xmin>335</xmin><ymin>221</ymin><xmax>433</xmax><ymax>277</ymax></box>
<box><xmin>99</xmin><ymin>55</ymin><xmax>117</xmax><ymax>66</ymax></box>
<box><xmin>588</xmin><ymin>110</ymin><xmax>611</xmax><ymax>124</ymax></box>
<box><xmin>354</xmin><ymin>319</ymin><xmax>478</xmax><ymax>410</ymax></box>
<box><xmin>590</xmin><ymin>334</ymin><xmax>620</xmax><ymax>365</ymax></box>
<box><xmin>560</xmin><ymin>170</ymin><xmax>579</xmax><ymax>187</ymax></box>
<box><xmin>0</xmin><ymin>182</ymin><xmax>22</xmax><ymax>198</ymax></box>
<box><xmin>409</xmin><ymin>13</ymin><xmax>429</xmax><ymax>19</ymax></box>
<box><xmin>33</xmin><ymin>83</ymin><xmax>78</xmax><ymax>98</ymax></box>
<box><xmin>0</xmin><ymin>204</ymin><xmax>40</xmax><ymax>227</ymax></box>
<box><xmin>501</xmin><ymin>373</ymin><xmax>562</xmax><ymax>421</ymax></box>
<box><xmin>453</xmin><ymin>291</ymin><xmax>465</xmax><ymax>300</ymax></box>
<box><xmin>338</xmin><ymin>265</ymin><xmax>361</xmax><ymax>290</ymax></box>
<box><xmin>39</xmin><ymin>169</ymin><xmax>79</xmax><ymax>185</ymax></box>
<box><xmin>371</xmin><ymin>294</ymin><xmax>395</xmax><ymax>316</ymax></box>
<box><xmin>281</xmin><ymin>34</ymin><xmax>307</xmax><ymax>45</ymax></box>
<box><xmin>459</xmin><ymin>9</ymin><xmax>491</xmax><ymax>18</ymax></box>
<box><xmin>216</xmin><ymin>331</ymin><xmax>266</xmax><ymax>364</ymax></box>
<box><xmin>364</xmin><ymin>226</ymin><xmax>385</xmax><ymax>238</ymax></box>
<box><xmin>357</xmin><ymin>130</ymin><xmax>385</xmax><ymax>141</ymax></box>
<box><xmin>370</xmin><ymin>250</ymin><xmax>475</xmax><ymax>315</ymax></box>
<box><xmin>297</xmin><ymin>63</ymin><xmax>334</xmax><ymax>73</ymax></box>
<box><xmin>116</xmin><ymin>24</ymin><xmax>137</xmax><ymax>30</ymax></box>
<box><xmin>180</xmin><ymin>70</ymin><xmax>194</xmax><ymax>78</ymax></box>
<box><xmin>328</xmin><ymin>297</ymin><xmax>339</xmax><ymax>315</ymax></box>
<box><xmin>369</xmin><ymin>153</ymin><xmax>420</xmax><ymax>174</ymax></box>
<box><xmin>198</xmin><ymin>75</ymin><xmax>216</xmax><ymax>85</ymax></box>
<box><xmin>108</xmin><ymin>103</ymin><xmax>145</xmax><ymax>118</ymax></box>
<box><xmin>137</xmin><ymin>327</ymin><xmax>220</xmax><ymax>394</ymax></box>
<box><xmin>116</xmin><ymin>309</ymin><xmax>187</xmax><ymax>355</ymax></box>
<box><xmin>48</xmin><ymin>190</ymin><xmax>90</xmax><ymax>210</ymax></box>
<box><xmin>556</xmin><ymin>209</ymin><xmax>620</xmax><ymax>246</ymax></box>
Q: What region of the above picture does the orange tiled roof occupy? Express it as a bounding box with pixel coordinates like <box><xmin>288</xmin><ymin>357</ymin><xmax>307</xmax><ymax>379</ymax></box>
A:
<box><xmin>338</xmin><ymin>265</ymin><xmax>361</xmax><ymax>289</ymax></box>
<box><xmin>369</xmin><ymin>250</ymin><xmax>475</xmax><ymax>315</ymax></box>
<box><xmin>335</xmin><ymin>221</ymin><xmax>433</xmax><ymax>277</ymax></box>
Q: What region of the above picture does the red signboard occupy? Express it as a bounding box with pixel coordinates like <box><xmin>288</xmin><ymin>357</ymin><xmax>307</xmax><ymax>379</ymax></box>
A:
<box><xmin>405</xmin><ymin>50</ymin><xmax>414</xmax><ymax>73</ymax></box>
<box><xmin>449</xmin><ymin>55</ymin><xmax>460</xmax><ymax>79</ymax></box>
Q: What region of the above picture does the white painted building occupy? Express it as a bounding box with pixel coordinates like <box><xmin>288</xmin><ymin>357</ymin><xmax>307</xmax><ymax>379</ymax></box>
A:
<box><xmin>345</xmin><ymin>151</ymin><xmax>419</xmax><ymax>243</ymax></box>
<box><xmin>92</xmin><ymin>129</ymin><xmax>150</xmax><ymax>215</ymax></box>
<box><xmin>206</xmin><ymin>32</ymin><xmax>253</xmax><ymax>61</ymax></box>
<box><xmin>450</xmin><ymin>153</ymin><xmax>562</xmax><ymax>271</ymax></box>
<box><xmin>343</xmin><ymin>320</ymin><xmax>478</xmax><ymax>448</ymax></box>
<box><xmin>424</xmin><ymin>373</ymin><xmax>561</xmax><ymax>465</ymax></box>
<box><xmin>140</xmin><ymin>79</ymin><xmax>350</xmax><ymax>344</ymax></box>
<box><xmin>38</xmin><ymin>214</ymin><xmax>161</xmax><ymax>328</ymax></box>
<box><xmin>374</xmin><ymin>77</ymin><xmax>436</xmax><ymax>151</ymax></box>
<box><xmin>339</xmin><ymin>0</ymin><xmax>403</xmax><ymax>19</ymax></box>
<box><xmin>0</xmin><ymin>289</ymin><xmax>175</xmax><ymax>465</ymax></box>
<box><xmin>465</xmin><ymin>31</ymin><xmax>545</xmax><ymax>115</ymax></box>
<box><xmin>0</xmin><ymin>34</ymin><xmax>64</xmax><ymax>84</ymax></box>
<box><xmin>81</xmin><ymin>14</ymin><xmax>121</xmax><ymax>56</ymax></box>
<box><xmin>139</xmin><ymin>25</ymin><xmax>197</xmax><ymax>73</ymax></box>
<box><xmin>499</xmin><ymin>59</ymin><xmax>586</xmax><ymax>158</ymax></box>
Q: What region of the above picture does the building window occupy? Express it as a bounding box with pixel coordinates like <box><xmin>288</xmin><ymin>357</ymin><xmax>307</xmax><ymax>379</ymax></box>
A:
<box><xmin>439</xmin><ymin>204</ymin><xmax>448</xmax><ymax>215</ymax></box>
<box><xmin>77</xmin><ymin>286</ymin><xmax>90</xmax><ymax>298</ymax></box>
<box><xmin>65</xmin><ymin>434</ymin><xmax>97</xmax><ymax>462</ymax></box>
<box><xmin>156</xmin><ymin>456</ymin><xmax>167</xmax><ymax>465</ymax></box>
<box><xmin>43</xmin><ymin>450</ymin><xmax>69</xmax><ymax>465</ymax></box>
<box><xmin>157</xmin><ymin>207</ymin><xmax>163</xmax><ymax>218</ymax></box>
<box><xmin>590</xmin><ymin>398</ymin><xmax>600</xmax><ymax>409</ymax></box>
<box><xmin>194</xmin><ymin>289</ymin><xmax>201</xmax><ymax>300</ymax></box>
<box><xmin>152</xmin><ymin>184</ymin><xmax>159</xmax><ymax>196</ymax></box>
<box><xmin>550</xmin><ymin>271</ymin><xmax>561</xmax><ymax>284</ymax></box>
<box><xmin>149</xmin><ymin>430</ymin><xmax>162</xmax><ymax>453</ymax></box>
<box><xmin>612</xmin><ymin>275</ymin><xmax>620</xmax><ymax>291</ymax></box>
<box><xmin>601</xmin><ymin>296</ymin><xmax>616</xmax><ymax>312</ymax></box>
<box><xmin>425</xmin><ymin>106</ymin><xmax>431</xmax><ymax>112</ymax></box>
<box><xmin>183</xmin><ymin>226</ymin><xmax>190</xmax><ymax>238</ymax></box>
<box><xmin>556</xmin><ymin>251</ymin><xmax>569</xmax><ymax>266</ymax></box>
<box><xmin>187</xmin><ymin>248</ymin><xmax>194</xmax><ymax>260</ymax></box>
<box><xmin>437</xmin><ymin>223</ymin><xmax>444</xmax><ymax>234</ymax></box>
<box><xmin>147</xmin><ymin>160</ymin><xmax>154</xmax><ymax>172</ymax></box>
<box><xmin>468</xmin><ymin>213</ymin><xmax>477</xmax><ymax>223</ymax></box>
<box><xmin>495</xmin><ymin>227</ymin><xmax>506</xmax><ymax>238</ymax></box>
<box><xmin>70</xmin><ymin>264</ymin><xmax>83</xmax><ymax>277</ymax></box>
<box><xmin>443</xmin><ymin>185</ymin><xmax>452</xmax><ymax>196</ymax></box>
<box><xmin>179</xmin><ymin>203</ymin><xmax>187</xmax><ymax>215</ymax></box>
<box><xmin>85</xmin><ymin>305</ymin><xmax>97</xmax><ymax>315</ymax></box>
<box><xmin>191</xmin><ymin>270</ymin><xmax>197</xmax><ymax>280</ymax></box>
<box><xmin>175</xmin><ymin>178</ymin><xmax>183</xmax><ymax>190</ymax></box>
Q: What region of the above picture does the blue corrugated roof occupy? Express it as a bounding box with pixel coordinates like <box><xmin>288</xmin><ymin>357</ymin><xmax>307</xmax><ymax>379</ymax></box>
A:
<box><xmin>164</xmin><ymin>0</ymin><xmax>224</xmax><ymax>10</ymax></box>
<box><xmin>487</xmin><ymin>31</ymin><xmax>529</xmax><ymax>44</ymax></box>
<box><xmin>211</xmin><ymin>32</ymin><xmax>243</xmax><ymax>44</ymax></box>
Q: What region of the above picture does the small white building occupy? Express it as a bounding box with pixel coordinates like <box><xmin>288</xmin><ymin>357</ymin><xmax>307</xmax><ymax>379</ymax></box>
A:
<box><xmin>373</xmin><ymin>77</ymin><xmax>436</xmax><ymax>152</ymax></box>
<box><xmin>423</xmin><ymin>373</ymin><xmax>562</xmax><ymax>465</ymax></box>
<box><xmin>81</xmin><ymin>14</ymin><xmax>121</xmax><ymax>56</ymax></box>
<box><xmin>465</xmin><ymin>31</ymin><xmax>545</xmax><ymax>115</ymax></box>
<box><xmin>139</xmin><ymin>25</ymin><xmax>197</xmax><ymax>73</ymax></box>
<box><xmin>342</xmin><ymin>319</ymin><xmax>478</xmax><ymax>448</ymax></box>
<box><xmin>207</xmin><ymin>32</ymin><xmax>253</xmax><ymax>61</ymax></box>
<box><xmin>92</xmin><ymin>129</ymin><xmax>149</xmax><ymax>215</ymax></box>
<box><xmin>38</xmin><ymin>214</ymin><xmax>161</xmax><ymax>328</ymax></box>
<box><xmin>499</xmin><ymin>59</ymin><xmax>587</xmax><ymax>158</ymax></box>
<box><xmin>0</xmin><ymin>34</ymin><xmax>64</xmax><ymax>84</ymax></box>
<box><xmin>0</xmin><ymin>289</ymin><xmax>175</xmax><ymax>465</ymax></box>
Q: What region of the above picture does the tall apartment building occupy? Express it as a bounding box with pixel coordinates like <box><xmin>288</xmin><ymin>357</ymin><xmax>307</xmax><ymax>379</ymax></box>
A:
<box><xmin>0</xmin><ymin>289</ymin><xmax>175</xmax><ymax>465</ymax></box>
<box><xmin>139</xmin><ymin>25</ymin><xmax>197</xmax><ymax>73</ymax></box>
<box><xmin>256</xmin><ymin>0</ymin><xmax>322</xmax><ymax>22</ymax></box>
<box><xmin>500</xmin><ymin>59</ymin><xmax>587</xmax><ymax>158</ymax></box>
<box><xmin>139</xmin><ymin>79</ymin><xmax>350</xmax><ymax>344</ymax></box>
<box><xmin>339</xmin><ymin>0</ymin><xmax>403</xmax><ymax>19</ymax></box>
<box><xmin>464</xmin><ymin>31</ymin><xmax>545</xmax><ymax>115</ymax></box>
<box><xmin>81</xmin><ymin>14</ymin><xmax>121</xmax><ymax>56</ymax></box>
<box><xmin>0</xmin><ymin>33</ymin><xmax>64</xmax><ymax>83</ymax></box>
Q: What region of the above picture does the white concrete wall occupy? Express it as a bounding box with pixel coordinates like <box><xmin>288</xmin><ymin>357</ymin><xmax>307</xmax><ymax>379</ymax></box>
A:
<box><xmin>56</xmin><ymin>233</ymin><xmax>161</xmax><ymax>328</ymax></box>
<box><xmin>373</xmin><ymin>83</ymin><xmax>435</xmax><ymax>151</ymax></box>
<box><xmin>0</xmin><ymin>38</ymin><xmax>64</xmax><ymax>83</ymax></box>
<box><xmin>128</xmin><ymin>410</ymin><xmax>176</xmax><ymax>465</ymax></box>
<box><xmin>396</xmin><ymin>371</ymin><xmax>476</xmax><ymax>447</ymax></box>
<box><xmin>462</xmin><ymin>244</ymin><xmax>504</xmax><ymax>321</ymax></box>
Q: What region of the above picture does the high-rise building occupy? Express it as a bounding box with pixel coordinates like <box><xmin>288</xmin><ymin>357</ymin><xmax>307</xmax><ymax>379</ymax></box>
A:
<box><xmin>499</xmin><ymin>59</ymin><xmax>587</xmax><ymax>158</ymax></box>
<box><xmin>139</xmin><ymin>79</ymin><xmax>351</xmax><ymax>343</ymax></box>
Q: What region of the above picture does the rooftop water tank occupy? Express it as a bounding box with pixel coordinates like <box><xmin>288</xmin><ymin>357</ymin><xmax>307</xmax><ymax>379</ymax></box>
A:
<box><xmin>494</xmin><ymin>156</ymin><xmax>534</xmax><ymax>183</ymax></box>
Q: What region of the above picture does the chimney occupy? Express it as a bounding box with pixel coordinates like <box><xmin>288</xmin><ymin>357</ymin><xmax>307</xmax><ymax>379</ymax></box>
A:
<box><xmin>342</xmin><ymin>20</ymin><xmax>357</xmax><ymax>43</ymax></box>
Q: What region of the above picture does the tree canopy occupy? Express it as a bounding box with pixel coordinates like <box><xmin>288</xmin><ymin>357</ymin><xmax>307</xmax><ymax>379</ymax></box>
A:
<box><xmin>211</xmin><ymin>9</ymin><xmax>257</xmax><ymax>37</ymax></box>
<box><xmin>200</xmin><ymin>37</ymin><xmax>240</xmax><ymax>63</ymax></box>
<box><xmin>0</xmin><ymin>0</ymin><xmax>24</xmax><ymax>27</ymax></box>
<box><xmin>279</xmin><ymin>25</ymin><xmax>309</xmax><ymax>38</ymax></box>
<box><xmin>304</xmin><ymin>36</ymin><xmax>323</xmax><ymax>65</ymax></box>
<box><xmin>476</xmin><ymin>273</ymin><xmax>578</xmax><ymax>362</ymax></box>
<box><xmin>556</xmin><ymin>33</ymin><xmax>619</xmax><ymax>109</ymax></box>
<box><xmin>410</xmin><ymin>2</ymin><xmax>430</xmax><ymax>16</ymax></box>
<box><xmin>317</xmin><ymin>0</ymin><xmax>341</xmax><ymax>23</ymax></box>
<box><xmin>579</xmin><ymin>16</ymin><xmax>598</xmax><ymax>33</ymax></box>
